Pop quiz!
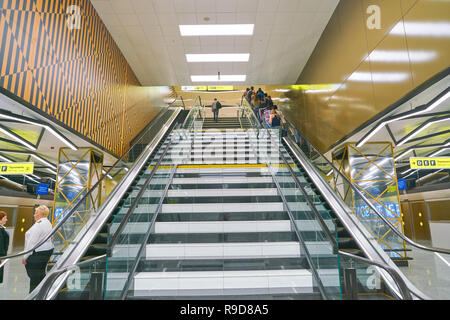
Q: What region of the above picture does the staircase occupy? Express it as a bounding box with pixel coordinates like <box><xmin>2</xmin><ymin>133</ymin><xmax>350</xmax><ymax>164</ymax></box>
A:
<box><xmin>101</xmin><ymin>126</ymin><xmax>345</xmax><ymax>300</ymax></box>
<box><xmin>202</xmin><ymin>117</ymin><xmax>241</xmax><ymax>129</ymax></box>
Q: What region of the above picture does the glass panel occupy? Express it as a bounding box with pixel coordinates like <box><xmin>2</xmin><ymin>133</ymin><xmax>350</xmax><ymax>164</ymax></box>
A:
<box><xmin>338</xmin><ymin>254</ymin><xmax>402</xmax><ymax>300</ymax></box>
<box><xmin>0</xmin><ymin>107</ymin><xmax>178</xmax><ymax>300</ymax></box>
<box><xmin>285</xmin><ymin>125</ymin><xmax>450</xmax><ymax>300</ymax></box>
<box><xmin>246</xmin><ymin>124</ymin><xmax>342</xmax><ymax>300</ymax></box>
<box><xmin>51</xmin><ymin>256</ymin><xmax>107</xmax><ymax>300</ymax></box>
<box><xmin>105</xmin><ymin>133</ymin><xmax>175</xmax><ymax>299</ymax></box>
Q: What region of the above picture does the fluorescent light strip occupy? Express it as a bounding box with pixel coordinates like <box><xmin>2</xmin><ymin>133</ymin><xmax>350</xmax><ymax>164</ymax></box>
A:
<box><xmin>357</xmin><ymin>90</ymin><xmax>450</xmax><ymax>148</ymax></box>
<box><xmin>395</xmin><ymin>149</ymin><xmax>414</xmax><ymax>161</ymax></box>
<box><xmin>0</xmin><ymin>114</ymin><xmax>78</xmax><ymax>150</ymax></box>
<box><xmin>186</xmin><ymin>54</ymin><xmax>250</xmax><ymax>62</ymax></box>
<box><xmin>421</xmin><ymin>91</ymin><xmax>450</xmax><ymax>114</ymax></box>
<box><xmin>25</xmin><ymin>175</ymin><xmax>40</xmax><ymax>184</ymax></box>
<box><xmin>191</xmin><ymin>75</ymin><xmax>246</xmax><ymax>82</ymax></box>
<box><xmin>403</xmin><ymin>169</ymin><xmax>418</xmax><ymax>179</ymax></box>
<box><xmin>435</xmin><ymin>253</ymin><xmax>450</xmax><ymax>268</ymax></box>
<box><xmin>46</xmin><ymin>168</ymin><xmax>57</xmax><ymax>175</ymax></box>
<box><xmin>0</xmin><ymin>155</ymin><xmax>12</xmax><ymax>162</ymax></box>
<box><xmin>0</xmin><ymin>175</ymin><xmax>23</xmax><ymax>188</ymax></box>
<box><xmin>417</xmin><ymin>169</ymin><xmax>444</xmax><ymax>182</ymax></box>
<box><xmin>398</xmin><ymin>117</ymin><xmax>450</xmax><ymax>146</ymax></box>
<box><xmin>179</xmin><ymin>24</ymin><xmax>254</xmax><ymax>36</ymax></box>
<box><xmin>430</xmin><ymin>148</ymin><xmax>450</xmax><ymax>157</ymax></box>
<box><xmin>0</xmin><ymin>127</ymin><xmax>37</xmax><ymax>150</ymax></box>
<box><xmin>31</xmin><ymin>154</ymin><xmax>57</xmax><ymax>170</ymax></box>
<box><xmin>102</xmin><ymin>170</ymin><xmax>113</xmax><ymax>180</ymax></box>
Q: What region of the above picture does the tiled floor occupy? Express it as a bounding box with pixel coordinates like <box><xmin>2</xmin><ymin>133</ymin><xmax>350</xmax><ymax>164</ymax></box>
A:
<box><xmin>399</xmin><ymin>241</ymin><xmax>450</xmax><ymax>300</ymax></box>
<box><xmin>0</xmin><ymin>248</ymin><xmax>30</xmax><ymax>300</ymax></box>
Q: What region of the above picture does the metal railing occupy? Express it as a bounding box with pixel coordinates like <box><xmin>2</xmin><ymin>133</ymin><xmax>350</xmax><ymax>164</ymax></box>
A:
<box><xmin>241</xmin><ymin>99</ymin><xmax>414</xmax><ymax>300</ymax></box>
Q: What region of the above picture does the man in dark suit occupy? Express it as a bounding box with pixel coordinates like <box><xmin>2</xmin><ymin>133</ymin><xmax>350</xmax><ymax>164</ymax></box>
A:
<box><xmin>0</xmin><ymin>211</ymin><xmax>9</xmax><ymax>283</ymax></box>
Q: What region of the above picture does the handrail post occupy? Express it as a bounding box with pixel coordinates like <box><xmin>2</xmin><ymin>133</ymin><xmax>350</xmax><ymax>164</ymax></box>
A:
<box><xmin>89</xmin><ymin>272</ymin><xmax>105</xmax><ymax>300</ymax></box>
<box><xmin>343</xmin><ymin>268</ymin><xmax>358</xmax><ymax>300</ymax></box>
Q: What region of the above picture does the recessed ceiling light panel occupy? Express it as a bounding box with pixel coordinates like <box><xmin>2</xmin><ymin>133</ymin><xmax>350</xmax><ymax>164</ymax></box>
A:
<box><xmin>191</xmin><ymin>75</ymin><xmax>246</xmax><ymax>82</ymax></box>
<box><xmin>186</xmin><ymin>54</ymin><xmax>250</xmax><ymax>62</ymax></box>
<box><xmin>179</xmin><ymin>24</ymin><xmax>254</xmax><ymax>36</ymax></box>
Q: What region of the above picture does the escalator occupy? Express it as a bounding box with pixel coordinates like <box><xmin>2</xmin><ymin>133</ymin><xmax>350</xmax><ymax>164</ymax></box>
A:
<box><xmin>21</xmin><ymin>97</ymin><xmax>449</xmax><ymax>300</ymax></box>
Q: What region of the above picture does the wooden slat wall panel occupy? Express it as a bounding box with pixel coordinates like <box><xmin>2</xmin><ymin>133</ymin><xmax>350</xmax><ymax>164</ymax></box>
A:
<box><xmin>0</xmin><ymin>0</ymin><xmax>161</xmax><ymax>156</ymax></box>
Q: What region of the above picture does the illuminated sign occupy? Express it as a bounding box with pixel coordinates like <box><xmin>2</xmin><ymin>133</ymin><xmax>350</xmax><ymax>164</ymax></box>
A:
<box><xmin>409</xmin><ymin>157</ymin><xmax>450</xmax><ymax>169</ymax></box>
<box><xmin>0</xmin><ymin>162</ymin><xmax>34</xmax><ymax>175</ymax></box>
<box><xmin>207</xmin><ymin>86</ymin><xmax>234</xmax><ymax>91</ymax></box>
<box><xmin>181</xmin><ymin>86</ymin><xmax>208</xmax><ymax>91</ymax></box>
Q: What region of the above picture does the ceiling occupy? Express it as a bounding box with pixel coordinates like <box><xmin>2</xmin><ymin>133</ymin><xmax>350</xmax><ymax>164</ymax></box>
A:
<box><xmin>0</xmin><ymin>92</ymin><xmax>119</xmax><ymax>191</ymax></box>
<box><xmin>325</xmin><ymin>74</ymin><xmax>450</xmax><ymax>187</ymax></box>
<box><xmin>90</xmin><ymin>0</ymin><xmax>340</xmax><ymax>86</ymax></box>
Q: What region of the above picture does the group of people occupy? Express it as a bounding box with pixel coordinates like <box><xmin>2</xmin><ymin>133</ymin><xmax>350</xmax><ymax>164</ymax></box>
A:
<box><xmin>0</xmin><ymin>205</ymin><xmax>54</xmax><ymax>293</ymax></box>
<box><xmin>243</xmin><ymin>87</ymin><xmax>283</xmax><ymax>129</ymax></box>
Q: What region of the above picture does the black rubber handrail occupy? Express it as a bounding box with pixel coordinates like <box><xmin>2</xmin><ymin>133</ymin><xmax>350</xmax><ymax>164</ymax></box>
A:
<box><xmin>338</xmin><ymin>250</ymin><xmax>412</xmax><ymax>300</ymax></box>
<box><xmin>118</xmin><ymin>164</ymin><xmax>178</xmax><ymax>300</ymax></box>
<box><xmin>284</xmin><ymin>132</ymin><xmax>450</xmax><ymax>256</ymax></box>
<box><xmin>32</xmin><ymin>254</ymin><xmax>107</xmax><ymax>300</ymax></box>
<box><xmin>242</xmin><ymin>99</ymin><xmax>413</xmax><ymax>300</ymax></box>
<box><xmin>107</xmin><ymin>124</ymin><xmax>179</xmax><ymax>251</ymax></box>
<box><xmin>241</xmin><ymin>99</ymin><xmax>338</xmax><ymax>251</ymax></box>
<box><xmin>0</xmin><ymin>107</ymin><xmax>177</xmax><ymax>262</ymax></box>
<box><xmin>244</xmin><ymin>104</ymin><xmax>338</xmax><ymax>299</ymax></box>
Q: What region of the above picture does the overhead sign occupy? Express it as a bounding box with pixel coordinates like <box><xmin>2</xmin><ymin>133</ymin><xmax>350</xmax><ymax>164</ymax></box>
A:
<box><xmin>207</xmin><ymin>86</ymin><xmax>234</xmax><ymax>91</ymax></box>
<box><xmin>181</xmin><ymin>86</ymin><xmax>207</xmax><ymax>91</ymax></box>
<box><xmin>0</xmin><ymin>162</ymin><xmax>34</xmax><ymax>175</ymax></box>
<box><xmin>410</xmin><ymin>157</ymin><xmax>450</xmax><ymax>169</ymax></box>
<box><xmin>397</xmin><ymin>179</ymin><xmax>407</xmax><ymax>190</ymax></box>
<box><xmin>36</xmin><ymin>183</ymin><xmax>49</xmax><ymax>195</ymax></box>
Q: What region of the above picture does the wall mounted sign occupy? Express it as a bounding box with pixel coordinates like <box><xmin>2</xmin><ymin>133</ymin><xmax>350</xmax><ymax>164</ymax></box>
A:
<box><xmin>409</xmin><ymin>157</ymin><xmax>450</xmax><ymax>169</ymax></box>
<box><xmin>0</xmin><ymin>162</ymin><xmax>34</xmax><ymax>175</ymax></box>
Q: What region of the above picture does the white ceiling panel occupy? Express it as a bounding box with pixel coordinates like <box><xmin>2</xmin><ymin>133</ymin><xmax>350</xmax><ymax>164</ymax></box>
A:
<box><xmin>90</xmin><ymin>0</ymin><xmax>340</xmax><ymax>85</ymax></box>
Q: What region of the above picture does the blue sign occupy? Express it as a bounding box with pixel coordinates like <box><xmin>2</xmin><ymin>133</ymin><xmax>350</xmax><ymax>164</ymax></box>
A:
<box><xmin>36</xmin><ymin>183</ymin><xmax>49</xmax><ymax>195</ymax></box>
<box><xmin>398</xmin><ymin>179</ymin><xmax>407</xmax><ymax>190</ymax></box>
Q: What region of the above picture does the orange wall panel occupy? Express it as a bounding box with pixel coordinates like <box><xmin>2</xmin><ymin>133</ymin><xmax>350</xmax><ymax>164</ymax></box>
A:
<box><xmin>0</xmin><ymin>0</ymin><xmax>163</xmax><ymax>156</ymax></box>
<box><xmin>288</xmin><ymin>0</ymin><xmax>450</xmax><ymax>153</ymax></box>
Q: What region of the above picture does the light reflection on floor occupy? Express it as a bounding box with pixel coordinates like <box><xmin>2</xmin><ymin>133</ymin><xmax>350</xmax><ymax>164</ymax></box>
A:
<box><xmin>0</xmin><ymin>253</ymin><xmax>30</xmax><ymax>300</ymax></box>
<box><xmin>399</xmin><ymin>241</ymin><xmax>450</xmax><ymax>300</ymax></box>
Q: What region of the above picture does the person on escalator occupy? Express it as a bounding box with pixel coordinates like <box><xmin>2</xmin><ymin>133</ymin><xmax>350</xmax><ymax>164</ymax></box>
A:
<box><xmin>211</xmin><ymin>98</ymin><xmax>222</xmax><ymax>123</ymax></box>
<box><xmin>269</xmin><ymin>109</ymin><xmax>282</xmax><ymax>128</ymax></box>
<box><xmin>22</xmin><ymin>205</ymin><xmax>54</xmax><ymax>293</ymax></box>
<box><xmin>0</xmin><ymin>211</ymin><xmax>9</xmax><ymax>284</ymax></box>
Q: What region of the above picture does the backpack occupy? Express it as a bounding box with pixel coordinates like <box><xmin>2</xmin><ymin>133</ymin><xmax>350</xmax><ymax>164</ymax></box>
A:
<box><xmin>271</xmin><ymin>115</ymin><xmax>281</xmax><ymax>127</ymax></box>
<box><xmin>216</xmin><ymin>101</ymin><xmax>222</xmax><ymax>109</ymax></box>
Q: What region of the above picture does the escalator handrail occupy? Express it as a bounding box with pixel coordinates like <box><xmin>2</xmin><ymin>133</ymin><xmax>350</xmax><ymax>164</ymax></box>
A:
<box><xmin>277</xmin><ymin>144</ymin><xmax>339</xmax><ymax>253</ymax></box>
<box><xmin>0</xmin><ymin>107</ymin><xmax>177</xmax><ymax>261</ymax></box>
<box><xmin>181</xmin><ymin>97</ymin><xmax>202</xmax><ymax>129</ymax></box>
<box><xmin>118</xmin><ymin>164</ymin><xmax>178</xmax><ymax>300</ymax></box>
<box><xmin>32</xmin><ymin>108</ymin><xmax>182</xmax><ymax>300</ymax></box>
<box><xmin>338</xmin><ymin>250</ymin><xmax>412</xmax><ymax>300</ymax></box>
<box><xmin>243</xmin><ymin>106</ymin><xmax>338</xmax><ymax>299</ymax></box>
<box><xmin>32</xmin><ymin>254</ymin><xmax>107</xmax><ymax>300</ymax></box>
<box><xmin>240</xmin><ymin>101</ymin><xmax>341</xmax><ymax>250</ymax></box>
<box><xmin>286</xmin><ymin>132</ymin><xmax>450</xmax><ymax>256</ymax></box>
<box><xmin>242</xmin><ymin>100</ymin><xmax>413</xmax><ymax>300</ymax></box>
<box><xmin>107</xmin><ymin>124</ymin><xmax>180</xmax><ymax>251</ymax></box>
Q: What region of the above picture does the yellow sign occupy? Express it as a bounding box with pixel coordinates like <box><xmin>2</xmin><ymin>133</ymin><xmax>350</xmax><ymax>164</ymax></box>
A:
<box><xmin>181</xmin><ymin>86</ymin><xmax>207</xmax><ymax>91</ymax></box>
<box><xmin>207</xmin><ymin>86</ymin><xmax>234</xmax><ymax>91</ymax></box>
<box><xmin>0</xmin><ymin>162</ymin><xmax>34</xmax><ymax>175</ymax></box>
<box><xmin>410</xmin><ymin>157</ymin><xmax>450</xmax><ymax>169</ymax></box>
